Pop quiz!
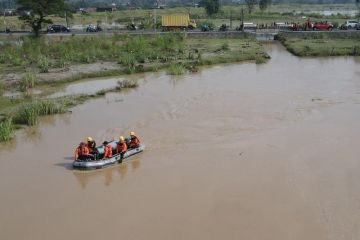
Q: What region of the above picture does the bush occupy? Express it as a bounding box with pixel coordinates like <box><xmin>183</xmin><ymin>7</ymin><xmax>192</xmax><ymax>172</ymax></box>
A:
<box><xmin>0</xmin><ymin>118</ymin><xmax>14</xmax><ymax>142</ymax></box>
<box><xmin>20</xmin><ymin>71</ymin><xmax>36</xmax><ymax>92</ymax></box>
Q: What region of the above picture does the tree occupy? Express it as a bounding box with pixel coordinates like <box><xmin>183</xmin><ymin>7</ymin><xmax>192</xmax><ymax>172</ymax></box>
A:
<box><xmin>17</xmin><ymin>0</ymin><xmax>69</xmax><ymax>37</ymax></box>
<box><xmin>356</xmin><ymin>0</ymin><xmax>360</xmax><ymax>22</ymax></box>
<box><xmin>259</xmin><ymin>0</ymin><xmax>271</xmax><ymax>11</ymax></box>
<box><xmin>199</xmin><ymin>0</ymin><xmax>220</xmax><ymax>16</ymax></box>
<box><xmin>245</xmin><ymin>0</ymin><xmax>257</xmax><ymax>14</ymax></box>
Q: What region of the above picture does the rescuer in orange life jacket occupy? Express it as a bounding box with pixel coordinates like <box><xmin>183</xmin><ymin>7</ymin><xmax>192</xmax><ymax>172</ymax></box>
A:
<box><xmin>74</xmin><ymin>142</ymin><xmax>91</xmax><ymax>160</ymax></box>
<box><xmin>117</xmin><ymin>136</ymin><xmax>128</xmax><ymax>162</ymax></box>
<box><xmin>128</xmin><ymin>132</ymin><xmax>141</xmax><ymax>149</ymax></box>
<box><xmin>102</xmin><ymin>141</ymin><xmax>113</xmax><ymax>159</ymax></box>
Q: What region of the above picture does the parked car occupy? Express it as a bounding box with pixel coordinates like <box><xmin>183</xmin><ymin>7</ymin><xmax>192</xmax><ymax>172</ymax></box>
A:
<box><xmin>313</xmin><ymin>22</ymin><xmax>333</xmax><ymax>31</ymax></box>
<box><xmin>126</xmin><ymin>23</ymin><xmax>137</xmax><ymax>30</ymax></box>
<box><xmin>357</xmin><ymin>23</ymin><xmax>360</xmax><ymax>30</ymax></box>
<box><xmin>86</xmin><ymin>24</ymin><xmax>102</xmax><ymax>32</ymax></box>
<box><xmin>47</xmin><ymin>25</ymin><xmax>70</xmax><ymax>33</ymax></box>
<box><xmin>343</xmin><ymin>20</ymin><xmax>359</xmax><ymax>29</ymax></box>
<box><xmin>200</xmin><ymin>23</ymin><xmax>214</xmax><ymax>32</ymax></box>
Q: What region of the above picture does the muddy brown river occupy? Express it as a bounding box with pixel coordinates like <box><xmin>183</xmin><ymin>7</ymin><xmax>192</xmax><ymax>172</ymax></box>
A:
<box><xmin>1</xmin><ymin>42</ymin><xmax>360</xmax><ymax>240</ymax></box>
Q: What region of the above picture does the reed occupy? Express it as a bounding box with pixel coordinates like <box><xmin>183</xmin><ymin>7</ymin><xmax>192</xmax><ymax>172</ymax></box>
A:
<box><xmin>20</xmin><ymin>71</ymin><xmax>36</xmax><ymax>92</ymax></box>
<box><xmin>14</xmin><ymin>100</ymin><xmax>65</xmax><ymax>126</ymax></box>
<box><xmin>0</xmin><ymin>118</ymin><xmax>14</xmax><ymax>142</ymax></box>
<box><xmin>167</xmin><ymin>64</ymin><xmax>186</xmax><ymax>75</ymax></box>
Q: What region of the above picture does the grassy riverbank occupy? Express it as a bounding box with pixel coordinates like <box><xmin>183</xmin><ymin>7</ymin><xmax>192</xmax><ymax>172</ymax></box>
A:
<box><xmin>277</xmin><ymin>32</ymin><xmax>360</xmax><ymax>57</ymax></box>
<box><xmin>0</xmin><ymin>34</ymin><xmax>268</xmax><ymax>87</ymax></box>
<box><xmin>0</xmin><ymin>34</ymin><xmax>268</xmax><ymax>141</ymax></box>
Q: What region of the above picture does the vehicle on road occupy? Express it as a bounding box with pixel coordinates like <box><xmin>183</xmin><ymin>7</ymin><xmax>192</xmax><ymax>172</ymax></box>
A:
<box><xmin>313</xmin><ymin>22</ymin><xmax>333</xmax><ymax>31</ymax></box>
<box><xmin>243</xmin><ymin>22</ymin><xmax>257</xmax><ymax>30</ymax></box>
<box><xmin>201</xmin><ymin>23</ymin><xmax>214</xmax><ymax>32</ymax></box>
<box><xmin>161</xmin><ymin>14</ymin><xmax>196</xmax><ymax>31</ymax></box>
<box><xmin>340</xmin><ymin>20</ymin><xmax>359</xmax><ymax>30</ymax></box>
<box><xmin>219</xmin><ymin>24</ymin><xmax>229</xmax><ymax>31</ymax></box>
<box><xmin>86</xmin><ymin>24</ymin><xmax>102</xmax><ymax>32</ymax></box>
<box><xmin>126</xmin><ymin>23</ymin><xmax>138</xmax><ymax>30</ymax></box>
<box><xmin>47</xmin><ymin>25</ymin><xmax>70</xmax><ymax>33</ymax></box>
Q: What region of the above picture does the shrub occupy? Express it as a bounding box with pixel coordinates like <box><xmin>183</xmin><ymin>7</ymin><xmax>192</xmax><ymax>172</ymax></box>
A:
<box><xmin>0</xmin><ymin>118</ymin><xmax>14</xmax><ymax>142</ymax></box>
<box><xmin>20</xmin><ymin>71</ymin><xmax>36</xmax><ymax>92</ymax></box>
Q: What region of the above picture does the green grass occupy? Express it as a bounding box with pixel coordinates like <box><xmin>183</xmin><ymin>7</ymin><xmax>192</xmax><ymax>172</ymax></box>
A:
<box><xmin>20</xmin><ymin>71</ymin><xmax>36</xmax><ymax>92</ymax></box>
<box><xmin>277</xmin><ymin>32</ymin><xmax>360</xmax><ymax>56</ymax></box>
<box><xmin>0</xmin><ymin>82</ymin><xmax>4</xmax><ymax>97</ymax></box>
<box><xmin>0</xmin><ymin>118</ymin><xmax>14</xmax><ymax>142</ymax></box>
<box><xmin>14</xmin><ymin>100</ymin><xmax>65</xmax><ymax>126</ymax></box>
<box><xmin>167</xmin><ymin>64</ymin><xmax>186</xmax><ymax>75</ymax></box>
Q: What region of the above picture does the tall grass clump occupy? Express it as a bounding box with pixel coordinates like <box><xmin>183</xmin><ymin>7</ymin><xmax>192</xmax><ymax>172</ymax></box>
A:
<box><xmin>167</xmin><ymin>64</ymin><xmax>186</xmax><ymax>75</ymax></box>
<box><xmin>255</xmin><ymin>57</ymin><xmax>266</xmax><ymax>64</ymax></box>
<box><xmin>0</xmin><ymin>81</ymin><xmax>4</xmax><ymax>96</ymax></box>
<box><xmin>0</xmin><ymin>118</ymin><xmax>14</xmax><ymax>142</ymax></box>
<box><xmin>14</xmin><ymin>100</ymin><xmax>65</xmax><ymax>126</ymax></box>
<box><xmin>37</xmin><ymin>55</ymin><xmax>50</xmax><ymax>73</ymax></box>
<box><xmin>20</xmin><ymin>71</ymin><xmax>36</xmax><ymax>92</ymax></box>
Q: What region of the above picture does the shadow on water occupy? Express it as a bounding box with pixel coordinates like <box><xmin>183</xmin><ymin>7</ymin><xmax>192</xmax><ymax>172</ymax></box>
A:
<box><xmin>55</xmin><ymin>155</ymin><xmax>143</xmax><ymax>189</ymax></box>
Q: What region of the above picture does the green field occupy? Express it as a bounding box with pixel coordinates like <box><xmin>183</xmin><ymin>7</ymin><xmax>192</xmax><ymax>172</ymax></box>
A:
<box><xmin>277</xmin><ymin>32</ymin><xmax>360</xmax><ymax>56</ymax></box>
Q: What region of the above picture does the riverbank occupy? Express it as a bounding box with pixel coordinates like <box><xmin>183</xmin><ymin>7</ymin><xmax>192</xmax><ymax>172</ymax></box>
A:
<box><xmin>0</xmin><ymin>34</ymin><xmax>268</xmax><ymax>141</ymax></box>
<box><xmin>276</xmin><ymin>31</ymin><xmax>360</xmax><ymax>57</ymax></box>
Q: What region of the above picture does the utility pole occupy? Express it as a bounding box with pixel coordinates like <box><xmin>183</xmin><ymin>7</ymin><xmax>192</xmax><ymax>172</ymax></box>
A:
<box><xmin>153</xmin><ymin>8</ymin><xmax>156</xmax><ymax>32</ymax></box>
<box><xmin>230</xmin><ymin>9</ymin><xmax>232</xmax><ymax>29</ymax></box>
<box><xmin>241</xmin><ymin>7</ymin><xmax>244</xmax><ymax>31</ymax></box>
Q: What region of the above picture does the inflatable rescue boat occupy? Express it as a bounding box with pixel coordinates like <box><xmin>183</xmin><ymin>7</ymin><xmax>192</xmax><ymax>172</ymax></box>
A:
<box><xmin>73</xmin><ymin>141</ymin><xmax>145</xmax><ymax>170</ymax></box>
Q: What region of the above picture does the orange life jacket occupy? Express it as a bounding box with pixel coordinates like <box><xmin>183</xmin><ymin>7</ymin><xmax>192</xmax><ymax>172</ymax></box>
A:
<box><xmin>117</xmin><ymin>142</ymin><xmax>127</xmax><ymax>153</ymax></box>
<box><xmin>76</xmin><ymin>146</ymin><xmax>89</xmax><ymax>156</ymax></box>
<box><xmin>129</xmin><ymin>136</ymin><xmax>140</xmax><ymax>148</ymax></box>
<box><xmin>103</xmin><ymin>144</ymin><xmax>113</xmax><ymax>158</ymax></box>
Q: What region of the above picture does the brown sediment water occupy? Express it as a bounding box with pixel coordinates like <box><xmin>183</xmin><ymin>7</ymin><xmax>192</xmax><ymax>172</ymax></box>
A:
<box><xmin>1</xmin><ymin>42</ymin><xmax>360</xmax><ymax>240</ymax></box>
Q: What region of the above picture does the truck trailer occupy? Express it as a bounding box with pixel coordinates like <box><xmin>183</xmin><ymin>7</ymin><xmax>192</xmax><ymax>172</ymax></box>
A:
<box><xmin>161</xmin><ymin>14</ymin><xmax>196</xmax><ymax>31</ymax></box>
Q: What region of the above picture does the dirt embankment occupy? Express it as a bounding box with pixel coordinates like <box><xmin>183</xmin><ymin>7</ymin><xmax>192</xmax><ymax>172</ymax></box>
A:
<box><xmin>2</xmin><ymin>61</ymin><xmax>120</xmax><ymax>86</ymax></box>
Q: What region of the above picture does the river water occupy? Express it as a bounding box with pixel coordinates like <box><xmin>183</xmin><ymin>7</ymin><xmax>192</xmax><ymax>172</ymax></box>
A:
<box><xmin>1</xmin><ymin>42</ymin><xmax>360</xmax><ymax>240</ymax></box>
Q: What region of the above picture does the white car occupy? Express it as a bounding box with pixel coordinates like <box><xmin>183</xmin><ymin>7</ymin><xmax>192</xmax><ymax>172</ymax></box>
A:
<box><xmin>344</xmin><ymin>20</ymin><xmax>358</xmax><ymax>29</ymax></box>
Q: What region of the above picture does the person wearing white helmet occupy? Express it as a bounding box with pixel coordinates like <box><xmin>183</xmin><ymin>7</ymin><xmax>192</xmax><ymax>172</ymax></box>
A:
<box><xmin>86</xmin><ymin>137</ymin><xmax>96</xmax><ymax>152</ymax></box>
<box><xmin>129</xmin><ymin>131</ymin><xmax>141</xmax><ymax>149</ymax></box>
<box><xmin>117</xmin><ymin>136</ymin><xmax>128</xmax><ymax>162</ymax></box>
